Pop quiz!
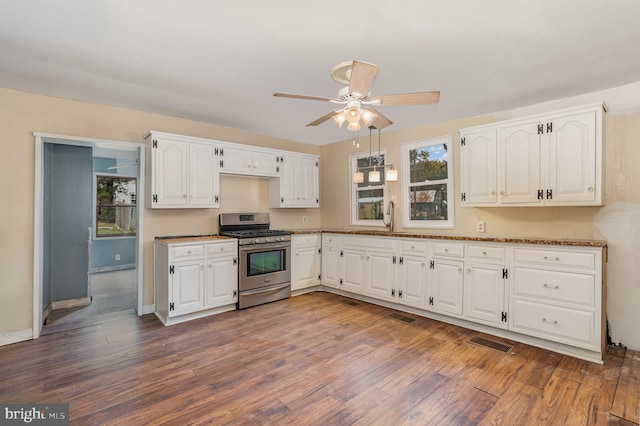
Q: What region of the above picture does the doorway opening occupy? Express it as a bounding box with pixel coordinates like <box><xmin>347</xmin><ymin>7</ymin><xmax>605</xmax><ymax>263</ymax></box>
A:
<box><xmin>33</xmin><ymin>133</ymin><xmax>145</xmax><ymax>338</ymax></box>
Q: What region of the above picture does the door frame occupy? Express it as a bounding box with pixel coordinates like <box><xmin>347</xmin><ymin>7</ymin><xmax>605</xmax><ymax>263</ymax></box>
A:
<box><xmin>33</xmin><ymin>132</ymin><xmax>146</xmax><ymax>339</ymax></box>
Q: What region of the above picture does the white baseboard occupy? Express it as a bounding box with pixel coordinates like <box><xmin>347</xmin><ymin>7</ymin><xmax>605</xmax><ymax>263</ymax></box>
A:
<box><xmin>51</xmin><ymin>297</ymin><xmax>91</xmax><ymax>310</ymax></box>
<box><xmin>0</xmin><ymin>328</ymin><xmax>33</xmax><ymax>346</ymax></box>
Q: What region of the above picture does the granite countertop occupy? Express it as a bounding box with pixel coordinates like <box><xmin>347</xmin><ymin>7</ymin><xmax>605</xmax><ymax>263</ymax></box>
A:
<box><xmin>288</xmin><ymin>229</ymin><xmax>607</xmax><ymax>248</ymax></box>
<box><xmin>154</xmin><ymin>235</ymin><xmax>235</xmax><ymax>244</ymax></box>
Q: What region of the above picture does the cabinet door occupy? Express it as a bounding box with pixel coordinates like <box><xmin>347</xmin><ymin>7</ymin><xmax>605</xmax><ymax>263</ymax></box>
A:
<box><xmin>153</xmin><ymin>138</ymin><xmax>188</xmax><ymax>206</ymax></box>
<box><xmin>299</xmin><ymin>156</ymin><xmax>319</xmax><ymax>207</ymax></box>
<box><xmin>342</xmin><ymin>248</ymin><xmax>366</xmax><ymax>295</ymax></box>
<box><xmin>460</xmin><ymin>129</ymin><xmax>497</xmax><ymax>205</ymax></box>
<box><xmin>498</xmin><ymin>121</ymin><xmax>542</xmax><ymax>205</ymax></box>
<box><xmin>321</xmin><ymin>244</ymin><xmax>341</xmax><ymax>289</ymax></box>
<box><xmin>546</xmin><ymin>111</ymin><xmax>598</xmax><ymax>204</ymax></box>
<box><xmin>252</xmin><ymin>151</ymin><xmax>279</xmax><ymax>176</ymax></box>
<box><xmin>429</xmin><ymin>259</ymin><xmax>464</xmax><ymax>316</ymax></box>
<box><xmin>170</xmin><ymin>260</ymin><xmax>204</xmax><ymax>316</ymax></box>
<box><xmin>398</xmin><ymin>255</ymin><xmax>427</xmax><ymax>309</ymax></box>
<box><xmin>205</xmin><ymin>255</ymin><xmax>237</xmax><ymax>307</ymax></box>
<box><xmin>293</xmin><ymin>245</ymin><xmax>321</xmax><ymax>290</ymax></box>
<box><xmin>279</xmin><ymin>154</ymin><xmax>299</xmax><ymax>206</ymax></box>
<box><xmin>189</xmin><ymin>142</ymin><xmax>219</xmax><ymax>207</ymax></box>
<box><xmin>464</xmin><ymin>262</ymin><xmax>507</xmax><ymax>328</ymax></box>
<box><xmin>366</xmin><ymin>250</ymin><xmax>396</xmax><ymax>301</ymax></box>
<box><xmin>220</xmin><ymin>146</ymin><xmax>253</xmax><ymax>174</ymax></box>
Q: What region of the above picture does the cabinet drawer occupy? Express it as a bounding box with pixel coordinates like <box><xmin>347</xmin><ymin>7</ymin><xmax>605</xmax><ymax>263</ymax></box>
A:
<box><xmin>205</xmin><ymin>241</ymin><xmax>236</xmax><ymax>257</ymax></box>
<box><xmin>322</xmin><ymin>234</ymin><xmax>341</xmax><ymax>246</ymax></box>
<box><xmin>511</xmin><ymin>299</ymin><xmax>596</xmax><ymax>350</ymax></box>
<box><xmin>401</xmin><ymin>239</ymin><xmax>428</xmax><ymax>255</ymax></box>
<box><xmin>514</xmin><ymin>248</ymin><xmax>595</xmax><ymax>270</ymax></box>
<box><xmin>513</xmin><ymin>267</ymin><xmax>595</xmax><ymax>308</ymax></box>
<box><xmin>432</xmin><ymin>241</ymin><xmax>464</xmax><ymax>257</ymax></box>
<box><xmin>467</xmin><ymin>245</ymin><xmax>506</xmax><ymax>263</ymax></box>
<box><xmin>293</xmin><ymin>234</ymin><xmax>321</xmax><ymax>246</ymax></box>
<box><xmin>171</xmin><ymin>244</ymin><xmax>204</xmax><ymax>260</ymax></box>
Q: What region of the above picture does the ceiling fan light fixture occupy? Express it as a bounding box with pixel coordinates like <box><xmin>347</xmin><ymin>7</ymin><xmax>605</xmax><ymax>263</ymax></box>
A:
<box><xmin>361</xmin><ymin>109</ymin><xmax>378</xmax><ymax>127</ymax></box>
<box><xmin>347</xmin><ymin>121</ymin><xmax>361</xmax><ymax>132</ymax></box>
<box><xmin>345</xmin><ymin>106</ymin><xmax>361</xmax><ymax>124</ymax></box>
<box><xmin>332</xmin><ymin>111</ymin><xmax>347</xmax><ymax>127</ymax></box>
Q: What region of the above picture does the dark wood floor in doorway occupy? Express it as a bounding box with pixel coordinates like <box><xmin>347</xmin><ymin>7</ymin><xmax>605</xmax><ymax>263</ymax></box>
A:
<box><xmin>2</xmin><ymin>291</ymin><xmax>638</xmax><ymax>425</ymax></box>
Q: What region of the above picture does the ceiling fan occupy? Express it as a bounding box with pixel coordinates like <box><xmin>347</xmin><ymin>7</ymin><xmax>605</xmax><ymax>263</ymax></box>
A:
<box><xmin>274</xmin><ymin>60</ymin><xmax>440</xmax><ymax>131</ymax></box>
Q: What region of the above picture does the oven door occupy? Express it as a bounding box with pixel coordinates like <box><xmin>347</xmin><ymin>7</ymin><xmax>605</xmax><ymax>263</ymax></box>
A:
<box><xmin>238</xmin><ymin>241</ymin><xmax>291</xmax><ymax>292</ymax></box>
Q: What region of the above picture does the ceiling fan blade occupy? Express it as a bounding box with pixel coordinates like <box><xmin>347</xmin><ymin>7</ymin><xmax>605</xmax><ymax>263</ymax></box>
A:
<box><xmin>306</xmin><ymin>110</ymin><xmax>338</xmax><ymax>127</ymax></box>
<box><xmin>366</xmin><ymin>107</ymin><xmax>393</xmax><ymax>130</ymax></box>
<box><xmin>274</xmin><ymin>92</ymin><xmax>335</xmax><ymax>102</ymax></box>
<box><xmin>370</xmin><ymin>91</ymin><xmax>440</xmax><ymax>106</ymax></box>
<box><xmin>348</xmin><ymin>60</ymin><xmax>378</xmax><ymax>98</ymax></box>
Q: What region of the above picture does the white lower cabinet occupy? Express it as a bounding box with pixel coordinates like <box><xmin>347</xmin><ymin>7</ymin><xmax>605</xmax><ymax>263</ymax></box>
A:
<box><xmin>292</xmin><ymin>234</ymin><xmax>321</xmax><ymax>291</ymax></box>
<box><xmin>320</xmin><ymin>233</ymin><xmax>605</xmax><ymax>363</ymax></box>
<box><xmin>154</xmin><ymin>238</ymin><xmax>238</xmax><ymax>326</ymax></box>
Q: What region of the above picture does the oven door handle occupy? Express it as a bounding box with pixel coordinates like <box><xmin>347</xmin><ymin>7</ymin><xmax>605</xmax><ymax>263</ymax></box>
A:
<box><xmin>240</xmin><ymin>282</ymin><xmax>290</xmax><ymax>296</ymax></box>
<box><xmin>239</xmin><ymin>241</ymin><xmax>291</xmax><ymax>252</ymax></box>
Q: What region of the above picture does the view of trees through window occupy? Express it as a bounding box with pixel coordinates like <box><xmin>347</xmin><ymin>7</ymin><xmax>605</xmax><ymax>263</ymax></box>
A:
<box><xmin>96</xmin><ymin>175</ymin><xmax>137</xmax><ymax>238</ymax></box>
<box><xmin>355</xmin><ymin>154</ymin><xmax>385</xmax><ymax>221</ymax></box>
<box><xmin>408</xmin><ymin>143</ymin><xmax>449</xmax><ymax>221</ymax></box>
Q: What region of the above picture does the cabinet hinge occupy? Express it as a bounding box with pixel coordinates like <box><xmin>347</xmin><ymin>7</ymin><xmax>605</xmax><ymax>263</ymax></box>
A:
<box><xmin>339</xmin><ymin>278</ymin><xmax>343</xmax><ymax>284</ymax></box>
<box><xmin>546</xmin><ymin>189</ymin><xmax>553</xmax><ymax>199</ymax></box>
<box><xmin>430</xmin><ymin>260</ymin><xmax>434</xmax><ymax>269</ymax></box>
<box><xmin>220</xmin><ymin>160</ymin><xmax>224</xmax><ymax>168</ymax></box>
<box><xmin>340</xmin><ymin>250</ymin><xmax>343</xmax><ymax>257</ymax></box>
<box><xmin>399</xmin><ymin>290</ymin><xmax>403</xmax><ymax>299</ymax></box>
<box><xmin>537</xmin><ymin>189</ymin><xmax>544</xmax><ymax>200</ymax></box>
<box><xmin>215</xmin><ymin>147</ymin><xmax>219</xmax><ymax>155</ymax></box>
<box><xmin>280</xmin><ymin>156</ymin><xmax>284</xmax><ymax>162</ymax></box>
<box><xmin>461</xmin><ymin>193</ymin><xmax>466</xmax><ymax>202</ymax></box>
<box><xmin>153</xmin><ymin>194</ymin><xmax>158</xmax><ymax>203</ymax></box>
<box><xmin>276</xmin><ymin>156</ymin><xmax>280</xmax><ymax>163</ymax></box>
<box><xmin>170</xmin><ymin>302</ymin><xmax>174</xmax><ymax>311</ymax></box>
<box><xmin>399</xmin><ymin>256</ymin><xmax>404</xmax><ymax>265</ymax></box>
<box><xmin>460</xmin><ymin>137</ymin><xmax>465</xmax><ymax>146</ymax></box>
<box><xmin>315</xmin><ymin>161</ymin><xmax>319</xmax><ymax>167</ymax></box>
<box><xmin>220</xmin><ymin>148</ymin><xmax>224</xmax><ymax>156</ymax></box>
<box><xmin>318</xmin><ymin>248</ymin><xmax>321</xmax><ymax>254</ymax></box>
<box><xmin>429</xmin><ymin>296</ymin><xmax>434</xmax><ymax>305</ymax></box>
<box><xmin>233</xmin><ymin>257</ymin><xmax>237</xmax><ymax>265</ymax></box>
<box><xmin>169</xmin><ymin>265</ymin><xmax>174</xmax><ymax>274</ymax></box>
<box><xmin>502</xmin><ymin>268</ymin><xmax>508</xmax><ymax>279</ymax></box>
<box><xmin>393</xmin><ymin>255</ymin><xmax>396</xmax><ymax>264</ymax></box>
<box><xmin>276</xmin><ymin>166</ymin><xmax>279</xmax><ymax>173</ymax></box>
<box><xmin>215</xmin><ymin>195</ymin><xmax>219</xmax><ymax>204</ymax></box>
<box><xmin>316</xmin><ymin>198</ymin><xmax>319</xmax><ymax>204</ymax></box>
<box><xmin>318</xmin><ymin>274</ymin><xmax>321</xmax><ymax>280</ymax></box>
<box><xmin>501</xmin><ymin>311</ymin><xmax>508</xmax><ymax>322</ymax></box>
<box><xmin>547</xmin><ymin>122</ymin><xmax>553</xmax><ymax>133</ymax></box>
<box><xmin>152</xmin><ymin>139</ymin><xmax>158</xmax><ymax>148</ymax></box>
<box><xmin>537</xmin><ymin>124</ymin><xmax>544</xmax><ymax>135</ymax></box>
<box><xmin>391</xmin><ymin>289</ymin><xmax>395</xmax><ymax>297</ymax></box>
<box><xmin>280</xmin><ymin>197</ymin><xmax>284</xmax><ymax>203</ymax></box>
<box><xmin>233</xmin><ymin>290</ymin><xmax>237</xmax><ymax>297</ymax></box>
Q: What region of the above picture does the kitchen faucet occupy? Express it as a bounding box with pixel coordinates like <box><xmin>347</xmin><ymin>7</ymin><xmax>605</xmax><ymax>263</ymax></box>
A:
<box><xmin>384</xmin><ymin>200</ymin><xmax>395</xmax><ymax>232</ymax></box>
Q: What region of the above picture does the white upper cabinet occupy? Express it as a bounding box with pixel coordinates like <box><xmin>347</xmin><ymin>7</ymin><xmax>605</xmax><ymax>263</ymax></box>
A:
<box><xmin>147</xmin><ymin>133</ymin><xmax>219</xmax><ymax>208</ymax></box>
<box><xmin>219</xmin><ymin>145</ymin><xmax>279</xmax><ymax>177</ymax></box>
<box><xmin>269</xmin><ymin>153</ymin><xmax>320</xmax><ymax>208</ymax></box>
<box><xmin>459</xmin><ymin>103</ymin><xmax>603</xmax><ymax>207</ymax></box>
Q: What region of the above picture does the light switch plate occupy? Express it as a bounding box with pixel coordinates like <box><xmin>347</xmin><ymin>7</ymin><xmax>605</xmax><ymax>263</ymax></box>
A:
<box><xmin>476</xmin><ymin>221</ymin><xmax>485</xmax><ymax>233</ymax></box>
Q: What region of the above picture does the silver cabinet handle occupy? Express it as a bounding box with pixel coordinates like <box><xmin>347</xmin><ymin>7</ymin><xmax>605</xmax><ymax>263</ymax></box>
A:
<box><xmin>543</xmin><ymin>283</ymin><xmax>559</xmax><ymax>289</ymax></box>
<box><xmin>544</xmin><ymin>256</ymin><xmax>560</xmax><ymax>261</ymax></box>
<box><xmin>542</xmin><ymin>318</ymin><xmax>558</xmax><ymax>325</ymax></box>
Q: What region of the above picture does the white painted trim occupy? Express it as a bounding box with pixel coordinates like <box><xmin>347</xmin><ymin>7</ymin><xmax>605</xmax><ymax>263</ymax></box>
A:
<box><xmin>51</xmin><ymin>297</ymin><xmax>91</xmax><ymax>310</ymax></box>
<box><xmin>140</xmin><ymin>304</ymin><xmax>155</xmax><ymax>315</ymax></box>
<box><xmin>0</xmin><ymin>328</ymin><xmax>33</xmax><ymax>346</ymax></box>
<box><xmin>32</xmin><ymin>132</ymin><xmax>146</xmax><ymax>342</ymax></box>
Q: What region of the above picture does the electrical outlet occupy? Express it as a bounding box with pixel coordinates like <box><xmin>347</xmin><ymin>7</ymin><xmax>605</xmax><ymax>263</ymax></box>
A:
<box><xmin>302</xmin><ymin>216</ymin><xmax>308</xmax><ymax>224</ymax></box>
<box><xmin>476</xmin><ymin>221</ymin><xmax>485</xmax><ymax>233</ymax></box>
<box><xmin>115</xmin><ymin>254</ymin><xmax>121</xmax><ymax>261</ymax></box>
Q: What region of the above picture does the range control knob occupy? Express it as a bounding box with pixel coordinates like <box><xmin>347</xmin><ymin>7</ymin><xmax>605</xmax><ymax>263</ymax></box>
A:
<box><xmin>265</xmin><ymin>237</ymin><xmax>273</xmax><ymax>243</ymax></box>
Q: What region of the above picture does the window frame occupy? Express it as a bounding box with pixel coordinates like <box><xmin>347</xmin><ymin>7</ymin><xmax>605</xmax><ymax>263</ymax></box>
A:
<box><xmin>93</xmin><ymin>172</ymin><xmax>138</xmax><ymax>239</ymax></box>
<box><xmin>401</xmin><ymin>136</ymin><xmax>455</xmax><ymax>229</ymax></box>
<box><xmin>350</xmin><ymin>149</ymin><xmax>388</xmax><ymax>227</ymax></box>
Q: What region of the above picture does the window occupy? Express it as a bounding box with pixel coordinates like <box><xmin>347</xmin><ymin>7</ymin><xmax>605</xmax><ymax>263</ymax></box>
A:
<box><xmin>402</xmin><ymin>136</ymin><xmax>454</xmax><ymax>228</ymax></box>
<box><xmin>95</xmin><ymin>175</ymin><xmax>137</xmax><ymax>238</ymax></box>
<box><xmin>350</xmin><ymin>150</ymin><xmax>387</xmax><ymax>226</ymax></box>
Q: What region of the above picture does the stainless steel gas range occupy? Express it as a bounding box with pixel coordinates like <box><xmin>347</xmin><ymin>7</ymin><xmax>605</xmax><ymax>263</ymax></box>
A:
<box><xmin>219</xmin><ymin>213</ymin><xmax>291</xmax><ymax>309</ymax></box>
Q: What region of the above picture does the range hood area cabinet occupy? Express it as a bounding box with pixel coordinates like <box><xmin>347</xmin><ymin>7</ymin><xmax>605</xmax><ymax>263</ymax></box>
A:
<box><xmin>459</xmin><ymin>103</ymin><xmax>604</xmax><ymax>207</ymax></box>
<box><xmin>146</xmin><ymin>132</ymin><xmax>220</xmax><ymax>208</ymax></box>
<box><xmin>269</xmin><ymin>153</ymin><xmax>320</xmax><ymax>208</ymax></box>
<box><xmin>145</xmin><ymin>131</ymin><xmax>319</xmax><ymax>209</ymax></box>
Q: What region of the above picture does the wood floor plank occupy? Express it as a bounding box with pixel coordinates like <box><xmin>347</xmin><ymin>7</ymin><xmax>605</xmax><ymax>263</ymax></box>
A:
<box><xmin>1</xmin><ymin>292</ymin><xmax>638</xmax><ymax>425</ymax></box>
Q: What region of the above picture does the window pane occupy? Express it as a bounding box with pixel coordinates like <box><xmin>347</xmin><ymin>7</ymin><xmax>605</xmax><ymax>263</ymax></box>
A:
<box><xmin>408</xmin><ymin>184</ymin><xmax>448</xmax><ymax>221</ymax></box>
<box><xmin>97</xmin><ymin>176</ymin><xmax>137</xmax><ymax>205</ymax></box>
<box><xmin>357</xmin><ymin>155</ymin><xmax>385</xmax><ymax>187</ymax></box>
<box><xmin>357</xmin><ymin>189</ymin><xmax>384</xmax><ymax>220</ymax></box>
<box><xmin>409</xmin><ymin>143</ymin><xmax>448</xmax><ymax>183</ymax></box>
<box><xmin>97</xmin><ymin>206</ymin><xmax>137</xmax><ymax>237</ymax></box>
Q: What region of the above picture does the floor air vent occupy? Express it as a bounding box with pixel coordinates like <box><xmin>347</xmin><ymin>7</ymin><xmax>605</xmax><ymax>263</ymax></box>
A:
<box><xmin>340</xmin><ymin>299</ymin><xmax>360</xmax><ymax>306</ymax></box>
<box><xmin>388</xmin><ymin>312</ymin><xmax>416</xmax><ymax>323</ymax></box>
<box><xmin>467</xmin><ymin>336</ymin><xmax>514</xmax><ymax>353</ymax></box>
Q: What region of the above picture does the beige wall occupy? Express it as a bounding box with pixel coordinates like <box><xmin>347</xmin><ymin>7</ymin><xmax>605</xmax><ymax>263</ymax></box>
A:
<box><xmin>0</xmin><ymin>87</ymin><xmax>320</xmax><ymax>339</ymax></box>
<box><xmin>320</xmin><ymin>81</ymin><xmax>640</xmax><ymax>349</ymax></box>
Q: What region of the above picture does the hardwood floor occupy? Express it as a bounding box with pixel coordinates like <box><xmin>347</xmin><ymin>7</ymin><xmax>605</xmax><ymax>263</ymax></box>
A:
<box><xmin>1</xmin><ymin>291</ymin><xmax>638</xmax><ymax>425</ymax></box>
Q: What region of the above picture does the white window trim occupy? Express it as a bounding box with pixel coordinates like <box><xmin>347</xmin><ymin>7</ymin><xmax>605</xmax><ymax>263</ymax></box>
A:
<box><xmin>401</xmin><ymin>136</ymin><xmax>455</xmax><ymax>229</ymax></box>
<box><xmin>350</xmin><ymin>149</ymin><xmax>388</xmax><ymax>227</ymax></box>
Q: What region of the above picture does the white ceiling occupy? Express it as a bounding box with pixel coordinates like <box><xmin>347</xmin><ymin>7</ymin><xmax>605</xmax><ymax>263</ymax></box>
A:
<box><xmin>2</xmin><ymin>1</ymin><xmax>640</xmax><ymax>146</ymax></box>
